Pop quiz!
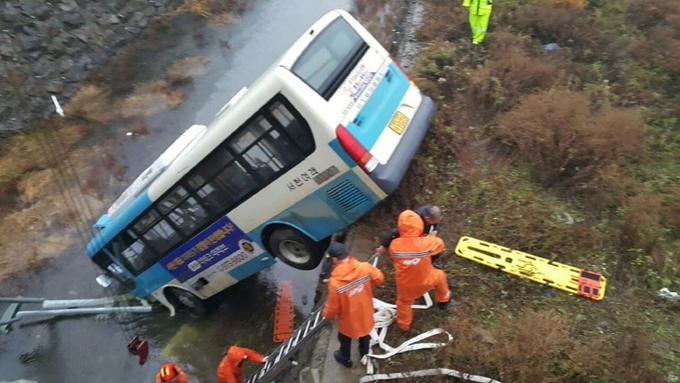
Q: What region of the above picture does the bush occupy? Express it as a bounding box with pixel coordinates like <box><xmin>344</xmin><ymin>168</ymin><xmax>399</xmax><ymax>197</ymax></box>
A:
<box><xmin>492</xmin><ymin>90</ymin><xmax>645</xmax><ymax>191</ymax></box>
<box><xmin>625</xmin><ymin>0</ymin><xmax>679</xmax><ymax>31</ymax></box>
<box><xmin>506</xmin><ymin>4</ymin><xmax>610</xmax><ymax>61</ymax></box>
<box><xmin>468</xmin><ymin>53</ymin><xmax>558</xmax><ymax>120</ymax></box>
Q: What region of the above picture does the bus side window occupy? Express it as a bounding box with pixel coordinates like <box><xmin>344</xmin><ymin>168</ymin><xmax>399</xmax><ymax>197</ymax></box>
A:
<box><xmin>142</xmin><ymin>219</ymin><xmax>182</xmax><ymax>255</ymax></box>
<box><xmin>133</xmin><ymin>209</ymin><xmax>182</xmax><ymax>267</ymax></box>
<box><xmin>108</xmin><ymin>230</ymin><xmax>155</xmax><ymax>276</ymax></box>
<box><xmin>269</xmin><ymin>101</ymin><xmax>314</xmax><ymax>154</ymax></box>
<box><xmin>230</xmin><ymin>111</ymin><xmax>307</xmax><ymax>181</ymax></box>
<box><xmin>187</xmin><ymin>151</ymin><xmax>256</xmax><ymax>214</ymax></box>
<box><xmin>158</xmin><ymin>186</ymin><xmax>209</xmax><ymax>237</ymax></box>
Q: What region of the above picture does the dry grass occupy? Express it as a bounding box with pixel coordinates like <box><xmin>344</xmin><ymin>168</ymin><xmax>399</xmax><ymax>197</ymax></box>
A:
<box><xmin>547</xmin><ymin>0</ymin><xmax>588</xmax><ymax>8</ymax></box>
<box><xmin>167</xmin><ymin>56</ymin><xmax>210</xmax><ymax>82</ymax></box>
<box><xmin>63</xmin><ymin>85</ymin><xmax>119</xmax><ymax>124</ymax></box>
<box><xmin>120</xmin><ymin>79</ymin><xmax>190</xmax><ymax>118</ymax></box>
<box><xmin>0</xmin><ymin>142</ymin><xmax>114</xmax><ymax>280</ymax></box>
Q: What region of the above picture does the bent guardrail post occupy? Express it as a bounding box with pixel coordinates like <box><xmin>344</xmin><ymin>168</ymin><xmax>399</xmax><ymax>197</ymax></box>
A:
<box><xmin>1</xmin><ymin>295</ymin><xmax>152</xmax><ymax>333</ymax></box>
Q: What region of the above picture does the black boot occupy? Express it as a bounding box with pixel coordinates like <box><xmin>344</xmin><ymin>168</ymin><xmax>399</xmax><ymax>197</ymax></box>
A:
<box><xmin>333</xmin><ymin>350</ymin><xmax>352</xmax><ymax>368</ymax></box>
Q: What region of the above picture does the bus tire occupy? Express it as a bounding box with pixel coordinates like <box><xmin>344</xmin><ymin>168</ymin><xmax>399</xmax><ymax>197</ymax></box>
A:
<box><xmin>268</xmin><ymin>228</ymin><xmax>324</xmax><ymax>270</ymax></box>
<box><xmin>165</xmin><ymin>288</ymin><xmax>208</xmax><ymax>318</ymax></box>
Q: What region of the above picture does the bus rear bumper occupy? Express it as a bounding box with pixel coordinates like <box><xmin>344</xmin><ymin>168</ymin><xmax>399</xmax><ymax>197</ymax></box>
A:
<box><xmin>369</xmin><ymin>95</ymin><xmax>436</xmax><ymax>195</ymax></box>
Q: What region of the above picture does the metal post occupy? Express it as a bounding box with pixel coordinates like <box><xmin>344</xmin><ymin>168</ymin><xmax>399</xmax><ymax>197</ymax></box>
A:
<box><xmin>0</xmin><ymin>297</ymin><xmax>46</xmax><ymax>304</ymax></box>
<box><xmin>41</xmin><ymin>296</ymin><xmax>138</xmax><ymax>309</ymax></box>
<box><xmin>1</xmin><ymin>295</ymin><xmax>154</xmax><ymax>333</ymax></box>
<box><xmin>15</xmin><ymin>306</ymin><xmax>153</xmax><ymax>318</ymax></box>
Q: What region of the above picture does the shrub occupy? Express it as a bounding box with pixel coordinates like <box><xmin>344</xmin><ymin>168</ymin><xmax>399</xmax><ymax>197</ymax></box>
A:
<box><xmin>492</xmin><ymin>90</ymin><xmax>645</xmax><ymax>191</ymax></box>
<box><xmin>417</xmin><ymin>0</ymin><xmax>468</xmax><ymax>42</ymax></box>
<box><xmin>468</xmin><ymin>53</ymin><xmax>558</xmax><ymax>120</ymax></box>
<box><xmin>624</xmin><ymin>0</ymin><xmax>678</xmax><ymax>31</ymax></box>
<box><xmin>445</xmin><ymin>309</ymin><xmax>577</xmax><ymax>382</ymax></box>
<box><xmin>507</xmin><ymin>4</ymin><xmax>610</xmax><ymax>61</ymax></box>
<box><xmin>620</xmin><ymin>192</ymin><xmax>664</xmax><ymax>256</ymax></box>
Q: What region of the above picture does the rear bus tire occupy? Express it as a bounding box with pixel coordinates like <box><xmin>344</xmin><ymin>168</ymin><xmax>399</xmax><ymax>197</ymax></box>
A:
<box><xmin>268</xmin><ymin>228</ymin><xmax>324</xmax><ymax>270</ymax></box>
<box><xmin>165</xmin><ymin>287</ymin><xmax>208</xmax><ymax>318</ymax></box>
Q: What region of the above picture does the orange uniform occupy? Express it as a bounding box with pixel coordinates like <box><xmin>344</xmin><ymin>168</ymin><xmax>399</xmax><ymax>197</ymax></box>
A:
<box><xmin>155</xmin><ymin>364</ymin><xmax>188</xmax><ymax>383</ymax></box>
<box><xmin>389</xmin><ymin>210</ymin><xmax>450</xmax><ymax>331</ymax></box>
<box><xmin>323</xmin><ymin>256</ymin><xmax>385</xmax><ymax>337</ymax></box>
<box><xmin>216</xmin><ymin>346</ymin><xmax>265</xmax><ymax>383</ymax></box>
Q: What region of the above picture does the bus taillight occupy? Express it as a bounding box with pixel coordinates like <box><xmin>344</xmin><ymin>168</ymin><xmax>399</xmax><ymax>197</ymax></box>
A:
<box><xmin>336</xmin><ymin>125</ymin><xmax>379</xmax><ymax>173</ymax></box>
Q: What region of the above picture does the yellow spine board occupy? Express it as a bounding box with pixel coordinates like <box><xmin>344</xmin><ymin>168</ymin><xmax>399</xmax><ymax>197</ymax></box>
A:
<box><xmin>454</xmin><ymin>236</ymin><xmax>606</xmax><ymax>300</ymax></box>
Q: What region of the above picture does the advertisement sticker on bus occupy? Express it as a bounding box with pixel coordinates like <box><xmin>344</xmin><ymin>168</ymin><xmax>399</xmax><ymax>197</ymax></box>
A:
<box><xmin>340</xmin><ymin>64</ymin><xmax>385</xmax><ymax>118</ymax></box>
<box><xmin>160</xmin><ymin>216</ymin><xmax>263</xmax><ymax>283</ymax></box>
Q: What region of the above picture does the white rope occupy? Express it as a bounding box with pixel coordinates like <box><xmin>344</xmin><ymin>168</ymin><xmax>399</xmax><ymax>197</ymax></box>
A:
<box><xmin>359</xmin><ymin>368</ymin><xmax>502</xmax><ymax>383</ymax></box>
<box><xmin>361</xmin><ymin>254</ymin><xmax>500</xmax><ymax>382</ymax></box>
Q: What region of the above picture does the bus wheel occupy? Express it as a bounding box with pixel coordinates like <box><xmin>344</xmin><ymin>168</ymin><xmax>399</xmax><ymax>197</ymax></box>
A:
<box><xmin>165</xmin><ymin>288</ymin><xmax>208</xmax><ymax>318</ymax></box>
<box><xmin>268</xmin><ymin>228</ymin><xmax>323</xmax><ymax>270</ymax></box>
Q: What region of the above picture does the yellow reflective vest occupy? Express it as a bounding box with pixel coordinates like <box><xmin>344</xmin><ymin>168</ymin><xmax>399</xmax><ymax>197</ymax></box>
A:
<box><xmin>463</xmin><ymin>0</ymin><xmax>493</xmax><ymax>16</ymax></box>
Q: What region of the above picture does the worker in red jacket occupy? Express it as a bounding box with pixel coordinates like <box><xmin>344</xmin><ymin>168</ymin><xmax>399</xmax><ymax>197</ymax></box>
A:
<box><xmin>216</xmin><ymin>345</ymin><xmax>266</xmax><ymax>383</ymax></box>
<box><xmin>389</xmin><ymin>210</ymin><xmax>456</xmax><ymax>331</ymax></box>
<box><xmin>156</xmin><ymin>362</ymin><xmax>188</xmax><ymax>383</ymax></box>
<box><xmin>323</xmin><ymin>241</ymin><xmax>385</xmax><ymax>368</ymax></box>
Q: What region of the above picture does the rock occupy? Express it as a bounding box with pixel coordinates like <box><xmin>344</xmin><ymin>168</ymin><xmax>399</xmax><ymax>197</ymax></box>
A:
<box><xmin>129</xmin><ymin>11</ymin><xmax>148</xmax><ymax>28</ymax></box>
<box><xmin>0</xmin><ymin>43</ymin><xmax>15</xmax><ymax>58</ymax></box>
<box><xmin>32</xmin><ymin>59</ymin><xmax>58</xmax><ymax>77</ymax></box>
<box><xmin>57</xmin><ymin>57</ymin><xmax>74</xmax><ymax>71</ymax></box>
<box><xmin>107</xmin><ymin>14</ymin><xmax>121</xmax><ymax>25</ymax></box>
<box><xmin>152</xmin><ymin>0</ymin><xmax>170</xmax><ymax>9</ymax></box>
<box><xmin>63</xmin><ymin>13</ymin><xmax>85</xmax><ymax>29</ymax></box>
<box><xmin>125</xmin><ymin>26</ymin><xmax>142</xmax><ymax>36</ymax></box>
<box><xmin>28</xmin><ymin>50</ymin><xmax>43</xmax><ymax>60</ymax></box>
<box><xmin>63</xmin><ymin>64</ymin><xmax>86</xmax><ymax>83</ymax></box>
<box><xmin>74</xmin><ymin>31</ymin><xmax>89</xmax><ymax>43</ymax></box>
<box><xmin>17</xmin><ymin>2</ymin><xmax>51</xmax><ymax>21</ymax></box>
<box><xmin>17</xmin><ymin>33</ymin><xmax>44</xmax><ymax>52</ymax></box>
<box><xmin>75</xmin><ymin>55</ymin><xmax>94</xmax><ymax>71</ymax></box>
<box><xmin>46</xmin><ymin>81</ymin><xmax>64</xmax><ymax>94</ymax></box>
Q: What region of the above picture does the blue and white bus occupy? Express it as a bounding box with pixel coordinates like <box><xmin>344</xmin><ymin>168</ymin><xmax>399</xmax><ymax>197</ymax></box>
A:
<box><xmin>87</xmin><ymin>9</ymin><xmax>436</xmax><ymax>315</ymax></box>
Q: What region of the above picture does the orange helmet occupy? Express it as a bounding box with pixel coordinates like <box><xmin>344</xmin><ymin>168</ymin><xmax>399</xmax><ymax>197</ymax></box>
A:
<box><xmin>159</xmin><ymin>363</ymin><xmax>179</xmax><ymax>382</ymax></box>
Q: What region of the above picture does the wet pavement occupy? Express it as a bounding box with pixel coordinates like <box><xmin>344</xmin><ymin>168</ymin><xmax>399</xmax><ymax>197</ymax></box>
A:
<box><xmin>0</xmin><ymin>1</ymin><xmax>350</xmax><ymax>382</ymax></box>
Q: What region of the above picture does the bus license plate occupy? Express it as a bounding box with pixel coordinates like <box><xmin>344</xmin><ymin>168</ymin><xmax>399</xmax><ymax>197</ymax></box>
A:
<box><xmin>388</xmin><ymin>112</ymin><xmax>409</xmax><ymax>135</ymax></box>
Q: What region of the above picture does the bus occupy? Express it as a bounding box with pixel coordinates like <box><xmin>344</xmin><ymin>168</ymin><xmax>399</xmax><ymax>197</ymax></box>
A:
<box><xmin>87</xmin><ymin>9</ymin><xmax>436</xmax><ymax>316</ymax></box>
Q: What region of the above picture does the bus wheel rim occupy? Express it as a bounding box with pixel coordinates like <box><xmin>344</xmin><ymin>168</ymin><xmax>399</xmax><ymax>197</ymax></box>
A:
<box><xmin>280</xmin><ymin>240</ymin><xmax>311</xmax><ymax>263</ymax></box>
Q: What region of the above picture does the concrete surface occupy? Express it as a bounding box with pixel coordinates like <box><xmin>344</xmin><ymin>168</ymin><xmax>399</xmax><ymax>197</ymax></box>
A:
<box><xmin>319</xmin><ymin>322</ymin><xmax>369</xmax><ymax>383</ymax></box>
<box><xmin>309</xmin><ymin>227</ymin><xmax>381</xmax><ymax>383</ymax></box>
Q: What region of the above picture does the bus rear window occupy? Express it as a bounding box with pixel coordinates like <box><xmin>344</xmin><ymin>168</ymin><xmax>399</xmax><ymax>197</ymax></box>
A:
<box><xmin>291</xmin><ymin>17</ymin><xmax>368</xmax><ymax>100</ymax></box>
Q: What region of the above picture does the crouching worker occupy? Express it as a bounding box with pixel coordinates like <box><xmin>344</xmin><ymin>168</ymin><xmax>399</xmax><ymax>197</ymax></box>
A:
<box><xmin>323</xmin><ymin>242</ymin><xmax>385</xmax><ymax>368</ymax></box>
<box><xmin>217</xmin><ymin>345</ymin><xmax>266</xmax><ymax>383</ymax></box>
<box><xmin>156</xmin><ymin>362</ymin><xmax>188</xmax><ymax>383</ymax></box>
<box><xmin>389</xmin><ymin>210</ymin><xmax>457</xmax><ymax>332</ymax></box>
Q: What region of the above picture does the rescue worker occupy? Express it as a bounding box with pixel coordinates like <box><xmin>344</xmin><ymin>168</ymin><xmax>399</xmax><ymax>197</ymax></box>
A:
<box><xmin>376</xmin><ymin>205</ymin><xmax>443</xmax><ymax>254</ymax></box>
<box><xmin>389</xmin><ymin>210</ymin><xmax>456</xmax><ymax>331</ymax></box>
<box><xmin>216</xmin><ymin>345</ymin><xmax>266</xmax><ymax>383</ymax></box>
<box><xmin>463</xmin><ymin>0</ymin><xmax>494</xmax><ymax>44</ymax></box>
<box><xmin>156</xmin><ymin>362</ymin><xmax>188</xmax><ymax>383</ymax></box>
<box><xmin>323</xmin><ymin>242</ymin><xmax>385</xmax><ymax>368</ymax></box>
